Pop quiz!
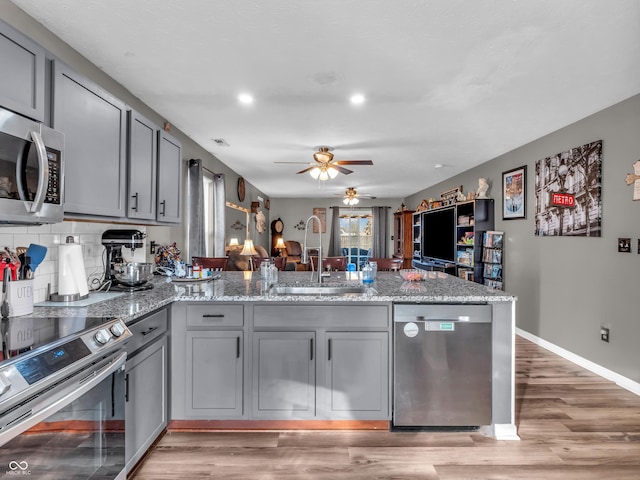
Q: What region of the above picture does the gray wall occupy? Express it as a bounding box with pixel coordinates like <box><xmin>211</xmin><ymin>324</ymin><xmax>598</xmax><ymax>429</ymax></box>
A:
<box><xmin>406</xmin><ymin>94</ymin><xmax>640</xmax><ymax>383</ymax></box>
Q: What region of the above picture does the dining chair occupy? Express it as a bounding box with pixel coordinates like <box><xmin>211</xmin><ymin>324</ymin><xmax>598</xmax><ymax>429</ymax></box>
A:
<box><xmin>368</xmin><ymin>257</ymin><xmax>403</xmax><ymax>271</ymax></box>
<box><xmin>192</xmin><ymin>256</ymin><xmax>228</xmax><ymax>271</ymax></box>
<box><xmin>312</xmin><ymin>256</ymin><xmax>347</xmax><ymax>271</ymax></box>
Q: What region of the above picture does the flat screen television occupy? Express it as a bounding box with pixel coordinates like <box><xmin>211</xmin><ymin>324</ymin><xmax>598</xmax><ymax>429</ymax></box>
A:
<box><xmin>421</xmin><ymin>207</ymin><xmax>455</xmax><ymax>263</ymax></box>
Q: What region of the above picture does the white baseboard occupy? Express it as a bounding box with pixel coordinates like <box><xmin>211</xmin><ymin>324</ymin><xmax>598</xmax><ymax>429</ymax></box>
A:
<box><xmin>516</xmin><ymin>328</ymin><xmax>640</xmax><ymax>397</ymax></box>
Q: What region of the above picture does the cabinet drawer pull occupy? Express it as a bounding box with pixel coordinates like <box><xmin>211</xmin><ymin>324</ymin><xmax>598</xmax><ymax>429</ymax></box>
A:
<box><xmin>236</xmin><ymin>336</ymin><xmax>241</xmax><ymax>359</ymax></box>
<box><xmin>202</xmin><ymin>314</ymin><xmax>225</xmax><ymax>319</ymax></box>
<box><xmin>310</xmin><ymin>338</ymin><xmax>314</xmax><ymax>361</ymax></box>
<box><xmin>131</xmin><ymin>192</ymin><xmax>139</xmax><ymax>211</ymax></box>
<box><xmin>141</xmin><ymin>326</ymin><xmax>158</xmax><ymax>336</ymax></box>
<box><xmin>159</xmin><ymin>200</ymin><xmax>166</xmax><ymax>216</ymax></box>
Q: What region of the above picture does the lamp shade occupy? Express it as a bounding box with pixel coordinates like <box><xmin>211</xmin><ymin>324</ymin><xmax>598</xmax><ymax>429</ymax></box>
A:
<box><xmin>240</xmin><ymin>238</ymin><xmax>258</xmax><ymax>256</ymax></box>
<box><xmin>228</xmin><ymin>237</ymin><xmax>239</xmax><ymax>246</ymax></box>
<box><xmin>275</xmin><ymin>237</ymin><xmax>286</xmax><ymax>249</ymax></box>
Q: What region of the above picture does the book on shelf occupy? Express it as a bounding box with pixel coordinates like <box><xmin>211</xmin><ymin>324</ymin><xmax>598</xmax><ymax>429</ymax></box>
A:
<box><xmin>458</xmin><ymin>268</ymin><xmax>474</xmax><ymax>282</ymax></box>
<box><xmin>483</xmin><ymin>263</ymin><xmax>502</xmax><ymax>279</ymax></box>
<box><xmin>482</xmin><ymin>247</ymin><xmax>502</xmax><ymax>264</ymax></box>
<box><xmin>484</xmin><ymin>279</ymin><xmax>503</xmax><ymax>290</ymax></box>
<box><xmin>483</xmin><ymin>231</ymin><xmax>503</xmax><ymax>249</ymax></box>
<box><xmin>456</xmin><ymin>249</ymin><xmax>473</xmax><ymax>266</ymax></box>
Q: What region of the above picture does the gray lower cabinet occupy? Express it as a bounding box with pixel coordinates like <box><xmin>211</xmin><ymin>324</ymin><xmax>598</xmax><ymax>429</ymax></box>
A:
<box><xmin>127</xmin><ymin>109</ymin><xmax>158</xmax><ymax>220</ymax></box>
<box><xmin>0</xmin><ymin>19</ymin><xmax>45</xmax><ymax>121</ymax></box>
<box><xmin>156</xmin><ymin>129</ymin><xmax>182</xmax><ymax>223</ymax></box>
<box><xmin>324</xmin><ymin>331</ymin><xmax>389</xmax><ymax>419</ymax></box>
<box><xmin>171</xmin><ymin>303</ymin><xmax>245</xmax><ymax>420</ymax></box>
<box><xmin>251</xmin><ymin>331</ymin><xmax>316</xmax><ymax>419</ymax></box>
<box><xmin>251</xmin><ymin>304</ymin><xmax>391</xmax><ymax>421</ymax></box>
<box><xmin>53</xmin><ymin>60</ymin><xmax>127</xmax><ymax>217</ymax></box>
<box><xmin>186</xmin><ymin>330</ymin><xmax>243</xmax><ymax>417</ymax></box>
<box><xmin>125</xmin><ymin>335</ymin><xmax>168</xmax><ymax>471</ymax></box>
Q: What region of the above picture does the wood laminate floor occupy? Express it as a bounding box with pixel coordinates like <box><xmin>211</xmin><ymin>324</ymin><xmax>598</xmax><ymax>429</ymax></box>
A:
<box><xmin>130</xmin><ymin>336</ymin><xmax>640</xmax><ymax>479</ymax></box>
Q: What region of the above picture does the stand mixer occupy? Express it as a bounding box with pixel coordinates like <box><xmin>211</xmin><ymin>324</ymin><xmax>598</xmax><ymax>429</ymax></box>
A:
<box><xmin>101</xmin><ymin>230</ymin><xmax>153</xmax><ymax>291</ymax></box>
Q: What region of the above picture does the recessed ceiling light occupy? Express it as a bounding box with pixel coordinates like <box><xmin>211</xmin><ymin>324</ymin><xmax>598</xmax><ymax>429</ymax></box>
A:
<box><xmin>238</xmin><ymin>93</ymin><xmax>254</xmax><ymax>105</ymax></box>
<box><xmin>350</xmin><ymin>93</ymin><xmax>365</xmax><ymax>105</ymax></box>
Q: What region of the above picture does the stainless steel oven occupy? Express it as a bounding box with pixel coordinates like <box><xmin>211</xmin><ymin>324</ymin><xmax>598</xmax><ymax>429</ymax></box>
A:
<box><xmin>0</xmin><ymin>316</ymin><xmax>131</xmax><ymax>479</ymax></box>
<box><xmin>0</xmin><ymin>105</ymin><xmax>64</xmax><ymax>225</ymax></box>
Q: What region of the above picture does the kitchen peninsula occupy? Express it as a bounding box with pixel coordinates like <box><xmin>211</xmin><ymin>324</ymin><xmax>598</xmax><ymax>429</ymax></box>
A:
<box><xmin>31</xmin><ymin>271</ymin><xmax>518</xmax><ymax>441</ymax></box>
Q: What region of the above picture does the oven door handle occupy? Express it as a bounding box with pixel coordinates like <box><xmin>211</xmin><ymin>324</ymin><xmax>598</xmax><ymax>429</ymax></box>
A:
<box><xmin>0</xmin><ymin>351</ymin><xmax>127</xmax><ymax>447</ymax></box>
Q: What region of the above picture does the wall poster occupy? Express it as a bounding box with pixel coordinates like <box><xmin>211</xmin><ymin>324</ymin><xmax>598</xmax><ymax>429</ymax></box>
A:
<box><xmin>534</xmin><ymin>140</ymin><xmax>602</xmax><ymax>237</ymax></box>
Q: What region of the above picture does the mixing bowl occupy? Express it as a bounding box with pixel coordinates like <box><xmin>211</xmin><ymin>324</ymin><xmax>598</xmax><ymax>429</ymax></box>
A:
<box><xmin>113</xmin><ymin>262</ymin><xmax>154</xmax><ymax>286</ymax></box>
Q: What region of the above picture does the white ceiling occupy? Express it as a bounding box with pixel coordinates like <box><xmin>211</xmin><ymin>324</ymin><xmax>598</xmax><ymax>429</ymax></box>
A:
<box><xmin>11</xmin><ymin>0</ymin><xmax>640</xmax><ymax>199</ymax></box>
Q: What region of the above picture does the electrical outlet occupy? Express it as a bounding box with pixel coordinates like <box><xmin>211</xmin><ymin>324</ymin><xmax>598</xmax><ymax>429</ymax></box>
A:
<box><xmin>600</xmin><ymin>327</ymin><xmax>610</xmax><ymax>343</ymax></box>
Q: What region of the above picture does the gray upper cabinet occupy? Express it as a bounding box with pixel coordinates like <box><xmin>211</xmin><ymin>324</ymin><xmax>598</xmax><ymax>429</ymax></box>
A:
<box><xmin>0</xmin><ymin>19</ymin><xmax>45</xmax><ymax>122</ymax></box>
<box><xmin>156</xmin><ymin>130</ymin><xmax>182</xmax><ymax>223</ymax></box>
<box><xmin>52</xmin><ymin>61</ymin><xmax>127</xmax><ymax>217</ymax></box>
<box><xmin>127</xmin><ymin>110</ymin><xmax>158</xmax><ymax>220</ymax></box>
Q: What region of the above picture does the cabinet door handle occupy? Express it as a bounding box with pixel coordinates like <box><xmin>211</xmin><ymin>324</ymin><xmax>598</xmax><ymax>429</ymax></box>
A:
<box><xmin>131</xmin><ymin>192</ymin><xmax>138</xmax><ymax>211</ymax></box>
<box><xmin>141</xmin><ymin>326</ymin><xmax>158</xmax><ymax>336</ymax></box>
<box><xmin>159</xmin><ymin>200</ymin><xmax>166</xmax><ymax>216</ymax></box>
<box><xmin>328</xmin><ymin>338</ymin><xmax>332</xmax><ymax>361</ymax></box>
<box><xmin>310</xmin><ymin>338</ymin><xmax>314</xmax><ymax>361</ymax></box>
<box><xmin>125</xmin><ymin>373</ymin><xmax>130</xmax><ymax>402</ymax></box>
<box><xmin>202</xmin><ymin>314</ymin><xmax>225</xmax><ymax>318</ymax></box>
<box><xmin>236</xmin><ymin>336</ymin><xmax>241</xmax><ymax>359</ymax></box>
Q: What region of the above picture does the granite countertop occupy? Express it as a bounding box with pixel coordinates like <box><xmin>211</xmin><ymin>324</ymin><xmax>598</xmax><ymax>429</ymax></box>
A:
<box><xmin>31</xmin><ymin>271</ymin><xmax>516</xmax><ymax>324</ymax></box>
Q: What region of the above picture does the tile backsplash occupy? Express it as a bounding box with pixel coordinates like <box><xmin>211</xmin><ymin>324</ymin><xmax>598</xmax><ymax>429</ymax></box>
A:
<box><xmin>1</xmin><ymin>221</ymin><xmax>150</xmax><ymax>303</ymax></box>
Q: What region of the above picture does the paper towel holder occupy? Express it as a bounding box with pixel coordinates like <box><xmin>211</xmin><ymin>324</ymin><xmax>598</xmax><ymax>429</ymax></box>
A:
<box><xmin>48</xmin><ymin>236</ymin><xmax>90</xmax><ymax>303</ymax></box>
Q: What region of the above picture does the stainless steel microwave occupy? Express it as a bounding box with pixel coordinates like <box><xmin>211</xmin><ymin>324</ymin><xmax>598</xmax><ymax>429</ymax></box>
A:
<box><xmin>0</xmin><ymin>106</ymin><xmax>64</xmax><ymax>225</ymax></box>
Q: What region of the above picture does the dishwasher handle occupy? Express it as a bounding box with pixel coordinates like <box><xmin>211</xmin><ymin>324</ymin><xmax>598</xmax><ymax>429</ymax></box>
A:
<box><xmin>397</xmin><ymin>315</ymin><xmax>491</xmax><ymax>324</ymax></box>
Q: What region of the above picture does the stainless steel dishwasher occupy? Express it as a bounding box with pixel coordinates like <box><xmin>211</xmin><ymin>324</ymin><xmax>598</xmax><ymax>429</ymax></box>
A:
<box><xmin>393</xmin><ymin>303</ymin><xmax>492</xmax><ymax>428</ymax></box>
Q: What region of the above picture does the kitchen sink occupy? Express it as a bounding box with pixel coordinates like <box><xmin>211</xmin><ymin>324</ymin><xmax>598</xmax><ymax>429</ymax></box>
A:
<box><xmin>269</xmin><ymin>284</ymin><xmax>370</xmax><ymax>295</ymax></box>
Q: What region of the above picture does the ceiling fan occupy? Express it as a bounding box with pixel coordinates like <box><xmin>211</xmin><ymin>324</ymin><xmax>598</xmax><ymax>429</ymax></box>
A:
<box><xmin>276</xmin><ymin>146</ymin><xmax>373</xmax><ymax>181</ymax></box>
<box><xmin>335</xmin><ymin>187</ymin><xmax>376</xmax><ymax>206</ymax></box>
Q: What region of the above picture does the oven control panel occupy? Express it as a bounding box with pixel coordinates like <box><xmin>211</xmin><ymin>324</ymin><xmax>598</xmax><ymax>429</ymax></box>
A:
<box><xmin>0</xmin><ymin>318</ymin><xmax>132</xmax><ymax>406</ymax></box>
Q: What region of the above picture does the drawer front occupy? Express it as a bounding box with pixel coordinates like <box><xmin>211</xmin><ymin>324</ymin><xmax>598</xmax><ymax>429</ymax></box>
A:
<box><xmin>127</xmin><ymin>308</ymin><xmax>168</xmax><ymax>354</ymax></box>
<box><xmin>254</xmin><ymin>304</ymin><xmax>389</xmax><ymax>329</ymax></box>
<box><xmin>187</xmin><ymin>304</ymin><xmax>244</xmax><ymax>327</ymax></box>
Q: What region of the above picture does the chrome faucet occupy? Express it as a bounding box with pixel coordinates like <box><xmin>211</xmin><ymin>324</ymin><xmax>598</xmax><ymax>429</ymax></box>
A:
<box><xmin>302</xmin><ymin>215</ymin><xmax>323</xmax><ymax>283</ymax></box>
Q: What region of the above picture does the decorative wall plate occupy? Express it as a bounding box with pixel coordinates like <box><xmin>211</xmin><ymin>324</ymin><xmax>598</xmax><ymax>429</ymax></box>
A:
<box><xmin>237</xmin><ymin>177</ymin><xmax>245</xmax><ymax>201</ymax></box>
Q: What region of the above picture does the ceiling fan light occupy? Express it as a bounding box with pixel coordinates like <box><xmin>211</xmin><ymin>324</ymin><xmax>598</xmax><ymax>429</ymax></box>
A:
<box><xmin>352</xmin><ymin>197</ymin><xmax>359</xmax><ymax>205</ymax></box>
<box><xmin>327</xmin><ymin>166</ymin><xmax>339</xmax><ymax>178</ymax></box>
<box><xmin>318</xmin><ymin>170</ymin><xmax>329</xmax><ymax>181</ymax></box>
<box><xmin>343</xmin><ymin>197</ymin><xmax>349</xmax><ymax>205</ymax></box>
<box><xmin>309</xmin><ymin>167</ymin><xmax>321</xmax><ymax>179</ymax></box>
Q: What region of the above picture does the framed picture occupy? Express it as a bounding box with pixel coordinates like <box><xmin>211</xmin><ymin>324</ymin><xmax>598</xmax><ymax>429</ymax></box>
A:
<box><xmin>502</xmin><ymin>166</ymin><xmax>526</xmax><ymax>219</ymax></box>
<box><xmin>312</xmin><ymin>207</ymin><xmax>326</xmax><ymax>233</ymax></box>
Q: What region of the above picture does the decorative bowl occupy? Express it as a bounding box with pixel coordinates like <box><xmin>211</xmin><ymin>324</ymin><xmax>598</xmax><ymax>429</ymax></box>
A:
<box><xmin>399</xmin><ymin>269</ymin><xmax>428</xmax><ymax>282</ymax></box>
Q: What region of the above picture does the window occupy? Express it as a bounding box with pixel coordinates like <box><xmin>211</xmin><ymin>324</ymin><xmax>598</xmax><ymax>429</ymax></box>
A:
<box><xmin>339</xmin><ymin>208</ymin><xmax>372</xmax><ymax>269</ymax></box>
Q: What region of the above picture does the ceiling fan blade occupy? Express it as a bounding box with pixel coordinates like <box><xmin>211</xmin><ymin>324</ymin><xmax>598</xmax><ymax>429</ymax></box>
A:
<box><xmin>334</xmin><ymin>165</ymin><xmax>353</xmax><ymax>175</ymax></box>
<box><xmin>334</xmin><ymin>160</ymin><xmax>373</xmax><ymax>166</ymax></box>
<box><xmin>275</xmin><ymin>161</ymin><xmax>313</xmax><ymax>164</ymax></box>
<box><xmin>296</xmin><ymin>166</ymin><xmax>316</xmax><ymax>174</ymax></box>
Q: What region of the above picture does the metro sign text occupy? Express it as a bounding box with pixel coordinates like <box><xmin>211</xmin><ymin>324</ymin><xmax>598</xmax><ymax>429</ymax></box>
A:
<box><xmin>551</xmin><ymin>192</ymin><xmax>575</xmax><ymax>207</ymax></box>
